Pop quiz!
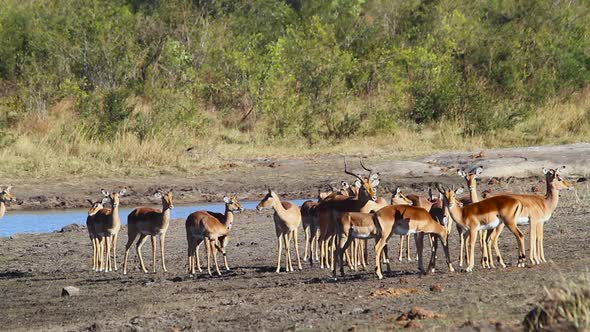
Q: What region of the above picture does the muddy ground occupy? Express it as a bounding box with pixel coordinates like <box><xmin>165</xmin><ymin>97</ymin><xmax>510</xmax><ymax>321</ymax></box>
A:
<box><xmin>0</xmin><ymin>144</ymin><xmax>589</xmax><ymax>331</ymax></box>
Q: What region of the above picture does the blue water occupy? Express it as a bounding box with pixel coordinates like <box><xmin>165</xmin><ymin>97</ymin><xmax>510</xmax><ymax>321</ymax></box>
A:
<box><xmin>0</xmin><ymin>199</ymin><xmax>311</xmax><ymax>237</ymax></box>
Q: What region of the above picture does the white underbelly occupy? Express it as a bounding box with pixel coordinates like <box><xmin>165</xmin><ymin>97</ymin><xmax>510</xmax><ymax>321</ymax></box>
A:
<box><xmin>478</xmin><ymin>218</ymin><xmax>501</xmax><ymax>231</ymax></box>
<box><xmin>351</xmin><ymin>226</ymin><xmax>376</xmax><ymax>239</ymax></box>
<box><xmin>516</xmin><ymin>217</ymin><xmax>530</xmax><ymax>225</ymax></box>
<box><xmin>393</xmin><ymin>225</ymin><xmax>416</xmax><ymax>236</ymax></box>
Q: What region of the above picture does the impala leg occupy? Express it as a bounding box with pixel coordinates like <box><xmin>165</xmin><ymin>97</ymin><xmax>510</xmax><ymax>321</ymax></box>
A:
<box><xmin>374</xmin><ymin>238</ymin><xmax>387</xmax><ymax>279</ymax></box>
<box><xmin>538</xmin><ymin>222</ymin><xmax>546</xmax><ymax>263</ymax></box>
<box><xmin>160</xmin><ymin>234</ymin><xmax>167</xmax><ymax>272</ymax></box>
<box><xmin>219</xmin><ymin>237</ymin><xmax>230</xmax><ymax>271</ymax></box>
<box><xmin>427</xmin><ymin>234</ymin><xmax>437</xmax><ymax>273</ymax></box>
<box><xmin>212</xmin><ymin>239</ymin><xmax>221</xmax><ymax>276</ymax></box>
<box><xmin>136</xmin><ymin>234</ymin><xmax>149</xmax><ymax>273</ymax></box>
<box><xmin>122</xmin><ymin>233</ymin><xmax>137</xmax><ymax>275</ymax></box>
<box><xmin>363</xmin><ymin>240</ymin><xmax>369</xmax><ymax>271</ymax></box>
<box><xmin>105</xmin><ymin>236</ymin><xmax>112</xmax><ymax>272</ymax></box>
<box><xmin>112</xmin><ymin>233</ymin><xmax>119</xmax><ymax>271</ymax></box>
<box><xmin>205</xmin><ymin>238</ymin><xmax>213</xmax><ymax>276</ymax></box>
<box><xmin>529</xmin><ymin>220</ymin><xmax>538</xmax><ymax>265</ymax></box>
<box><xmin>383</xmin><ymin>243</ymin><xmax>391</xmax><ymax>272</ymax></box>
<box><xmin>293</xmin><ymin>230</ymin><xmax>302</xmax><ymax>271</ymax></box>
<box><xmin>313</xmin><ymin>227</ymin><xmax>320</xmax><ymax>262</ymax></box>
<box><xmin>339</xmin><ymin>236</ymin><xmax>353</xmax><ymax>277</ymax></box>
<box><xmin>415</xmin><ymin>233</ymin><xmax>425</xmax><ymax>274</ymax></box>
<box><xmin>196</xmin><ymin>242</ymin><xmax>203</xmax><ymax>272</ymax></box>
<box><xmin>398</xmin><ymin>235</ymin><xmax>404</xmax><ymax>261</ymax></box>
<box><xmin>441</xmin><ymin>236</ymin><xmax>455</xmax><ymax>272</ymax></box>
<box><xmin>459</xmin><ymin>230</ymin><xmax>465</xmax><ymax>267</ymax></box>
<box><xmin>480</xmin><ymin>230</ymin><xmax>489</xmax><ymax>269</ymax></box>
<box><xmin>491</xmin><ymin>225</ymin><xmax>506</xmax><ymax>268</ymax></box>
<box><xmin>303</xmin><ymin>225</ymin><xmax>310</xmax><ymax>262</ymax></box>
<box><xmin>187</xmin><ymin>235</ymin><xmax>195</xmax><ymax>274</ymax></box>
<box><xmin>286</xmin><ymin>232</ymin><xmax>294</xmax><ymax>272</ymax></box>
<box><xmin>91</xmin><ymin>238</ymin><xmax>97</xmax><ymax>271</ymax></box>
<box><xmin>151</xmin><ymin>236</ymin><xmax>157</xmax><ymax>273</ymax></box>
<box><xmin>276</xmin><ymin>233</ymin><xmax>284</xmax><ymax>273</ymax></box>
<box><xmin>407</xmin><ymin>235</ymin><xmax>413</xmax><ymax>262</ymax></box>
<box><xmin>505</xmin><ymin>221</ymin><xmax>526</xmax><ymax>267</ymax></box>
<box><xmin>467</xmin><ymin>228</ymin><xmax>478</xmax><ymax>272</ymax></box>
<box><xmin>486</xmin><ymin>230</ymin><xmax>495</xmax><ymax>268</ymax></box>
<box><xmin>348</xmin><ymin>240</ymin><xmax>355</xmax><ymax>270</ymax></box>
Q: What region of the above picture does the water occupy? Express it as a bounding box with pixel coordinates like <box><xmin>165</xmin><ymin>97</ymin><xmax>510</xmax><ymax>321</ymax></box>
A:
<box><xmin>0</xmin><ymin>199</ymin><xmax>311</xmax><ymax>237</ymax></box>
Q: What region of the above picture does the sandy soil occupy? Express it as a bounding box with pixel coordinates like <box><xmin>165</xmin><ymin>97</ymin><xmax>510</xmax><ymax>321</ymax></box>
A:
<box><xmin>0</xmin><ymin>178</ymin><xmax>589</xmax><ymax>331</ymax></box>
<box><xmin>0</xmin><ymin>143</ymin><xmax>589</xmax><ymax>331</ymax></box>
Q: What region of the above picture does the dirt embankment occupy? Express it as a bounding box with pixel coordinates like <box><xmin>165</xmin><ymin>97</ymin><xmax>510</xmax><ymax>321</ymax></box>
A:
<box><xmin>3</xmin><ymin>143</ymin><xmax>589</xmax><ymax>211</ymax></box>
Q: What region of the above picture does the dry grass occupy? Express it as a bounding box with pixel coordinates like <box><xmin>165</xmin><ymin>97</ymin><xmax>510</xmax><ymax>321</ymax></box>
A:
<box><xmin>0</xmin><ymin>92</ymin><xmax>588</xmax><ymax>180</ymax></box>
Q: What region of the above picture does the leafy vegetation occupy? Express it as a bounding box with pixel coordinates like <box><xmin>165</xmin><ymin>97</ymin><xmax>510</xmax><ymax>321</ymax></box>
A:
<box><xmin>0</xmin><ymin>0</ymin><xmax>589</xmax><ymax>178</ymax></box>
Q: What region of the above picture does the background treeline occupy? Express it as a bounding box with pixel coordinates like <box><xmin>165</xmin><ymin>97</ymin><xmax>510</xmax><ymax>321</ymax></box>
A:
<box><xmin>0</xmin><ymin>0</ymin><xmax>589</xmax><ymax>177</ymax></box>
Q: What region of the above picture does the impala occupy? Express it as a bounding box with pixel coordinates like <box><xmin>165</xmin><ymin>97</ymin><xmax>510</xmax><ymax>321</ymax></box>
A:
<box><xmin>0</xmin><ymin>185</ymin><xmax>15</xmax><ymax>218</ymax></box>
<box><xmin>371</xmin><ymin>205</ymin><xmax>454</xmax><ymax>279</ymax></box>
<box><xmin>486</xmin><ymin>166</ymin><xmax>574</xmax><ymax>266</ymax></box>
<box><xmin>438</xmin><ymin>185</ymin><xmax>526</xmax><ymax>272</ymax></box>
<box><xmin>390</xmin><ymin>187</ymin><xmax>415</xmax><ymax>262</ymax></box>
<box><xmin>256</xmin><ymin>189</ymin><xmax>302</xmax><ymax>272</ymax></box>
<box><xmin>316</xmin><ymin>159</ymin><xmax>379</xmax><ymax>269</ymax></box>
<box><xmin>122</xmin><ymin>190</ymin><xmax>174</xmax><ymax>275</ymax></box>
<box><xmin>93</xmin><ymin>188</ymin><xmax>127</xmax><ymax>272</ymax></box>
<box><xmin>86</xmin><ymin>198</ymin><xmax>106</xmax><ymax>271</ymax></box>
<box><xmin>186</xmin><ymin>195</ymin><xmax>244</xmax><ymax>276</ymax></box>
<box><xmin>301</xmin><ymin>199</ymin><xmax>320</xmax><ymax>264</ymax></box>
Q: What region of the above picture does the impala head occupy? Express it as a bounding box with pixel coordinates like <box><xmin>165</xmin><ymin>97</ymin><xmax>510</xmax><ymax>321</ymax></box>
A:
<box><xmin>390</xmin><ymin>187</ymin><xmax>413</xmax><ymax>205</ymax></box>
<box><xmin>344</xmin><ymin>158</ymin><xmax>379</xmax><ymax>201</ymax></box>
<box><xmin>457</xmin><ymin>166</ymin><xmax>483</xmax><ymax>190</ymax></box>
<box><xmin>154</xmin><ymin>189</ymin><xmax>174</xmax><ymax>210</ymax></box>
<box><xmin>543</xmin><ymin>166</ymin><xmax>574</xmax><ymax>191</ymax></box>
<box><xmin>101</xmin><ymin>188</ymin><xmax>127</xmax><ymax>208</ymax></box>
<box><xmin>86</xmin><ymin>198</ymin><xmax>106</xmax><ymax>216</ymax></box>
<box><xmin>256</xmin><ymin>189</ymin><xmax>276</xmax><ymax>210</ymax></box>
<box><xmin>437</xmin><ymin>185</ymin><xmax>464</xmax><ymax>209</ymax></box>
<box><xmin>0</xmin><ymin>185</ymin><xmax>15</xmax><ymax>203</ymax></box>
<box><xmin>223</xmin><ymin>194</ymin><xmax>244</xmax><ymax>212</ymax></box>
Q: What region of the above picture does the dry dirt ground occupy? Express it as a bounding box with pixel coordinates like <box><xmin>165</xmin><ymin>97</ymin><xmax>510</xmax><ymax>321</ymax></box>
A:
<box><xmin>0</xmin><ymin>144</ymin><xmax>589</xmax><ymax>331</ymax></box>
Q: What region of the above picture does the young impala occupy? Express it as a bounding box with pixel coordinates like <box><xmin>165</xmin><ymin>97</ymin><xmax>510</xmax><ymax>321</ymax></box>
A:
<box><xmin>257</xmin><ymin>189</ymin><xmax>303</xmax><ymax>273</ymax></box>
<box><xmin>485</xmin><ymin>166</ymin><xmax>574</xmax><ymax>266</ymax></box>
<box><xmin>93</xmin><ymin>188</ymin><xmax>127</xmax><ymax>272</ymax></box>
<box><xmin>86</xmin><ymin>198</ymin><xmax>106</xmax><ymax>271</ymax></box>
<box><xmin>438</xmin><ymin>185</ymin><xmax>526</xmax><ymax>272</ymax></box>
<box><xmin>186</xmin><ymin>195</ymin><xmax>244</xmax><ymax>276</ymax></box>
<box><xmin>123</xmin><ymin>190</ymin><xmax>174</xmax><ymax>275</ymax></box>
<box><xmin>370</xmin><ymin>205</ymin><xmax>454</xmax><ymax>279</ymax></box>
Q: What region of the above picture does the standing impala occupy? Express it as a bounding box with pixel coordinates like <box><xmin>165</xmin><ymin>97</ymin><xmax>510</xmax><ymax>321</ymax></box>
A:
<box><xmin>0</xmin><ymin>186</ymin><xmax>15</xmax><ymax>218</ymax></box>
<box><xmin>370</xmin><ymin>205</ymin><xmax>454</xmax><ymax>279</ymax></box>
<box><xmin>390</xmin><ymin>187</ymin><xmax>415</xmax><ymax>262</ymax></box>
<box><xmin>438</xmin><ymin>185</ymin><xmax>526</xmax><ymax>272</ymax></box>
<box><xmin>86</xmin><ymin>198</ymin><xmax>106</xmax><ymax>271</ymax></box>
<box><xmin>186</xmin><ymin>195</ymin><xmax>244</xmax><ymax>276</ymax></box>
<box><xmin>93</xmin><ymin>188</ymin><xmax>127</xmax><ymax>272</ymax></box>
<box><xmin>316</xmin><ymin>159</ymin><xmax>380</xmax><ymax>269</ymax></box>
<box><xmin>486</xmin><ymin>166</ymin><xmax>574</xmax><ymax>266</ymax></box>
<box><xmin>256</xmin><ymin>189</ymin><xmax>303</xmax><ymax>273</ymax></box>
<box><xmin>122</xmin><ymin>190</ymin><xmax>174</xmax><ymax>275</ymax></box>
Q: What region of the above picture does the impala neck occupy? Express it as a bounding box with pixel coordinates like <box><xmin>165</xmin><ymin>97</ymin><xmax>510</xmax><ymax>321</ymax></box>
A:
<box><xmin>0</xmin><ymin>201</ymin><xmax>5</xmax><ymax>218</ymax></box>
<box><xmin>224</xmin><ymin>204</ymin><xmax>235</xmax><ymax>230</ymax></box>
<box><xmin>270</xmin><ymin>192</ymin><xmax>290</xmax><ymax>220</ymax></box>
<box><xmin>446</xmin><ymin>201</ymin><xmax>466</xmax><ymax>229</ymax></box>
<box><xmin>545</xmin><ymin>180</ymin><xmax>560</xmax><ymax>211</ymax></box>
<box><xmin>111</xmin><ymin>201</ymin><xmax>121</xmax><ymax>227</ymax></box>
<box><xmin>468</xmin><ymin>184</ymin><xmax>480</xmax><ymax>203</ymax></box>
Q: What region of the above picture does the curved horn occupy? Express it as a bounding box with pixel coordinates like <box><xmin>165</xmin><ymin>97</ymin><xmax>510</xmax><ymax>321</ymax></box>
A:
<box><xmin>359</xmin><ymin>158</ymin><xmax>373</xmax><ymax>174</ymax></box>
<box><xmin>344</xmin><ymin>157</ymin><xmax>363</xmax><ymax>181</ymax></box>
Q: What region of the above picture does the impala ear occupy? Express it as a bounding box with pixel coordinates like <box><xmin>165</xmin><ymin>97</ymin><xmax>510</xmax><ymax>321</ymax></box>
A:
<box><xmin>119</xmin><ymin>188</ymin><xmax>127</xmax><ymax>195</ymax></box>
<box><xmin>457</xmin><ymin>169</ymin><xmax>466</xmax><ymax>177</ymax></box>
<box><xmin>154</xmin><ymin>192</ymin><xmax>163</xmax><ymax>198</ymax></box>
<box><xmin>101</xmin><ymin>189</ymin><xmax>109</xmax><ymax>197</ymax></box>
<box><xmin>223</xmin><ymin>196</ymin><xmax>230</xmax><ymax>204</ymax></box>
<box><xmin>354</xmin><ymin>179</ymin><xmax>361</xmax><ymax>188</ymax></box>
<box><xmin>556</xmin><ymin>165</ymin><xmax>566</xmax><ymax>174</ymax></box>
<box><xmin>475</xmin><ymin>167</ymin><xmax>483</xmax><ymax>176</ymax></box>
<box><xmin>5</xmin><ymin>185</ymin><xmax>12</xmax><ymax>193</ymax></box>
<box><xmin>442</xmin><ymin>216</ymin><xmax>449</xmax><ymax>227</ymax></box>
<box><xmin>455</xmin><ymin>187</ymin><xmax>464</xmax><ymax>195</ymax></box>
<box><xmin>543</xmin><ymin>167</ymin><xmax>549</xmax><ymax>174</ymax></box>
<box><xmin>341</xmin><ymin>181</ymin><xmax>349</xmax><ymax>188</ymax></box>
<box><xmin>371</xmin><ymin>178</ymin><xmax>380</xmax><ymax>187</ymax></box>
<box><xmin>395</xmin><ymin>187</ymin><xmax>401</xmax><ymax>195</ymax></box>
<box><xmin>370</xmin><ymin>173</ymin><xmax>380</xmax><ymax>181</ymax></box>
<box><xmin>101</xmin><ymin>197</ymin><xmax>109</xmax><ymax>204</ymax></box>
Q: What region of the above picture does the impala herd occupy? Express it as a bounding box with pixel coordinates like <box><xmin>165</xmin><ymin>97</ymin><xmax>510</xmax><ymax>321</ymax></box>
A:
<box><xmin>0</xmin><ymin>160</ymin><xmax>575</xmax><ymax>280</ymax></box>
